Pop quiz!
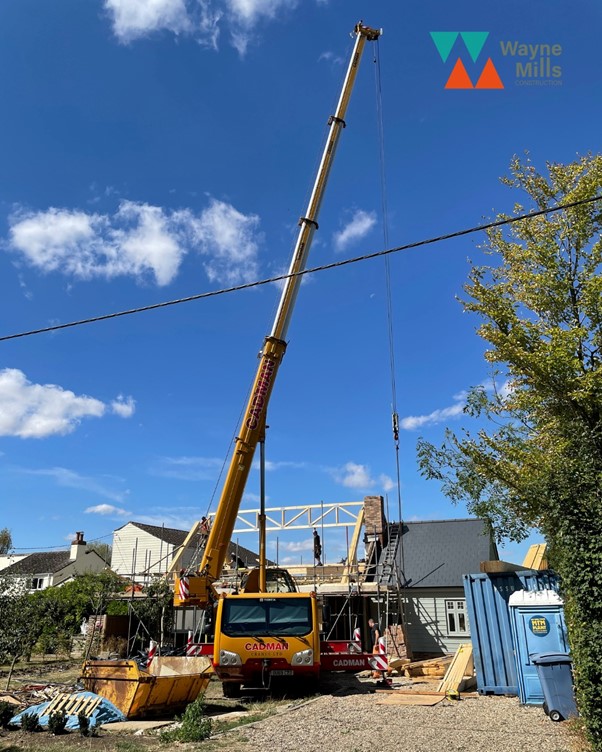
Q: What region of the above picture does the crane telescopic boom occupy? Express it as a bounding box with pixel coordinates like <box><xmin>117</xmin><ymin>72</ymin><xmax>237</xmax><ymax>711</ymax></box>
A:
<box><xmin>173</xmin><ymin>22</ymin><xmax>381</xmax><ymax>607</ymax></box>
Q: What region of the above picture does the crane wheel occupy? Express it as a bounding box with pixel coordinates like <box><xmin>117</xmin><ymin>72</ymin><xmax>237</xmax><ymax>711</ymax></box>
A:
<box><xmin>222</xmin><ymin>681</ymin><xmax>242</xmax><ymax>698</ymax></box>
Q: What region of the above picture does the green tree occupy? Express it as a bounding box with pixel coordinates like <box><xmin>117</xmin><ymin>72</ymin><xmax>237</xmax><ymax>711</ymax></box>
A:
<box><xmin>0</xmin><ymin>575</ymin><xmax>43</xmax><ymax>686</ymax></box>
<box><xmin>87</xmin><ymin>541</ymin><xmax>112</xmax><ymax>564</ymax></box>
<box><xmin>47</xmin><ymin>571</ymin><xmax>125</xmax><ymax>633</ymax></box>
<box><xmin>417</xmin><ymin>154</ymin><xmax>602</xmax><ymax>749</ymax></box>
<box><xmin>130</xmin><ymin>577</ymin><xmax>174</xmax><ymax>648</ymax></box>
<box><xmin>0</xmin><ymin>528</ymin><xmax>12</xmax><ymax>555</ymax></box>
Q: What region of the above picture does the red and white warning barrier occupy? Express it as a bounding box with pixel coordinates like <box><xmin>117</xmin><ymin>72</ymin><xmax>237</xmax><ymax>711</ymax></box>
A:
<box><xmin>368</xmin><ymin>636</ymin><xmax>389</xmax><ymax>673</ymax></box>
<box><xmin>347</xmin><ymin>626</ymin><xmax>362</xmax><ymax>653</ymax></box>
<box><xmin>368</xmin><ymin>653</ymin><xmax>388</xmax><ymax>672</ymax></box>
<box><xmin>147</xmin><ymin>639</ymin><xmax>157</xmax><ymax>668</ymax></box>
<box><xmin>179</xmin><ymin>576</ymin><xmax>190</xmax><ymax>601</ymax></box>
<box><xmin>186</xmin><ymin>630</ymin><xmax>194</xmax><ymax>656</ymax></box>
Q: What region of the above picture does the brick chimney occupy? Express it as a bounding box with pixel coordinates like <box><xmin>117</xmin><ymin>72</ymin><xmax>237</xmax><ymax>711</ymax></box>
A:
<box><xmin>70</xmin><ymin>531</ymin><xmax>86</xmax><ymax>561</ymax></box>
<box><xmin>363</xmin><ymin>496</ymin><xmax>387</xmax><ymax>546</ymax></box>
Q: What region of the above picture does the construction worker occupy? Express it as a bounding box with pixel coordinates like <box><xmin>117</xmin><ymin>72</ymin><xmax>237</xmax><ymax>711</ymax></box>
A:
<box><xmin>368</xmin><ymin>617</ymin><xmax>385</xmax><ymax>681</ymax></box>
<box><xmin>313</xmin><ymin>528</ymin><xmax>323</xmax><ymax>566</ymax></box>
<box><xmin>199</xmin><ymin>517</ymin><xmax>211</xmax><ymax>550</ymax></box>
<box><xmin>230</xmin><ymin>552</ymin><xmax>245</xmax><ymax>570</ymax></box>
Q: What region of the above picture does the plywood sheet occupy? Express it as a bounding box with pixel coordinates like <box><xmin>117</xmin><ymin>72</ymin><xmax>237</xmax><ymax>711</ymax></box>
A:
<box><xmin>376</xmin><ymin>693</ymin><xmax>444</xmax><ymax>706</ymax></box>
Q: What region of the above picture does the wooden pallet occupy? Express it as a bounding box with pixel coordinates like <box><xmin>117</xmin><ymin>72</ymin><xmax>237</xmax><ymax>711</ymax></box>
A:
<box><xmin>44</xmin><ymin>693</ymin><xmax>102</xmax><ymax>719</ymax></box>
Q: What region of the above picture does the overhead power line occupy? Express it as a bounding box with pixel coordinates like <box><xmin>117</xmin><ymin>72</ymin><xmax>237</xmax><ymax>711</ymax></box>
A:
<box><xmin>1</xmin><ymin>194</ymin><xmax>600</xmax><ymax>344</ymax></box>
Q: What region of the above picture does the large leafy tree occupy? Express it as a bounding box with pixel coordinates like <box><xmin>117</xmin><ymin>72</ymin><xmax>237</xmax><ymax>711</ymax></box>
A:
<box><xmin>417</xmin><ymin>154</ymin><xmax>602</xmax><ymax>748</ymax></box>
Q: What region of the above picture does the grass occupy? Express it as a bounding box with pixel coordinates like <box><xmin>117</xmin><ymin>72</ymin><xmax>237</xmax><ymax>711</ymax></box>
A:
<box><xmin>0</xmin><ymin>656</ymin><xmax>82</xmax><ymax>689</ymax></box>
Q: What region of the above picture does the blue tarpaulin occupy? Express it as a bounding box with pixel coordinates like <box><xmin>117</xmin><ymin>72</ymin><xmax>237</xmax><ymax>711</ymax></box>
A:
<box><xmin>10</xmin><ymin>691</ymin><xmax>126</xmax><ymax>729</ymax></box>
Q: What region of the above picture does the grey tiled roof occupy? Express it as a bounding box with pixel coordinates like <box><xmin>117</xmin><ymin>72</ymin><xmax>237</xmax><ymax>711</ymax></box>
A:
<box><xmin>126</xmin><ymin>522</ymin><xmax>189</xmax><ymax>547</ymax></box>
<box><xmin>380</xmin><ymin>518</ymin><xmax>498</xmax><ymax>588</ymax></box>
<box><xmin>2</xmin><ymin>551</ymin><xmax>72</xmax><ymax>575</ymax></box>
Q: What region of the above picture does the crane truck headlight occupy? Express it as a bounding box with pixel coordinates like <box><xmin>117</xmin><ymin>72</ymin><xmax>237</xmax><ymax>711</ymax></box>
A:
<box><xmin>291</xmin><ymin>649</ymin><xmax>313</xmax><ymax>666</ymax></box>
<box><xmin>219</xmin><ymin>650</ymin><xmax>242</xmax><ymax>666</ymax></box>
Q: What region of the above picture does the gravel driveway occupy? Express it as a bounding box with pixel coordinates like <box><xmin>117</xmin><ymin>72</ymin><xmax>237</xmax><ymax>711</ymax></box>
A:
<box><xmin>220</xmin><ymin>676</ymin><xmax>580</xmax><ymax>752</ymax></box>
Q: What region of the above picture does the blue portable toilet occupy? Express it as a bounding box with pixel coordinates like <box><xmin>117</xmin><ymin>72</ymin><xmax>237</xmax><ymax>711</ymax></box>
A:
<box><xmin>509</xmin><ymin>589</ymin><xmax>568</xmax><ymax>705</ymax></box>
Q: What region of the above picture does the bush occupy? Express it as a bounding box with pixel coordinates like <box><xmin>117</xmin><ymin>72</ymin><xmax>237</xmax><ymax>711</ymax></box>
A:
<box><xmin>47</xmin><ymin>709</ymin><xmax>68</xmax><ymax>735</ymax></box>
<box><xmin>77</xmin><ymin>712</ymin><xmax>97</xmax><ymax>737</ymax></box>
<box><xmin>20</xmin><ymin>712</ymin><xmax>40</xmax><ymax>732</ymax></box>
<box><xmin>0</xmin><ymin>701</ymin><xmax>15</xmax><ymax>728</ymax></box>
<box><xmin>161</xmin><ymin>697</ymin><xmax>211</xmax><ymax>743</ymax></box>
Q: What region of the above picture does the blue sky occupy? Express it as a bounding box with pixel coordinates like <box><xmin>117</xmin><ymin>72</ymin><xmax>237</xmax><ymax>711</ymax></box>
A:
<box><xmin>0</xmin><ymin>0</ymin><xmax>599</xmax><ymax>567</ymax></box>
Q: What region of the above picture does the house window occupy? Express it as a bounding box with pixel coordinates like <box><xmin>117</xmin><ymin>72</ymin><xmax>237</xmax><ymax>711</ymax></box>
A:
<box><xmin>445</xmin><ymin>599</ymin><xmax>468</xmax><ymax>635</ymax></box>
<box><xmin>31</xmin><ymin>577</ymin><xmax>44</xmax><ymax>590</ymax></box>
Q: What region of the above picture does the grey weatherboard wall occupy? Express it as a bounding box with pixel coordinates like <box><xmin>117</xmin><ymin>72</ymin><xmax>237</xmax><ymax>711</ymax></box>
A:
<box><xmin>463</xmin><ymin>570</ymin><xmax>560</xmax><ymax>696</ymax></box>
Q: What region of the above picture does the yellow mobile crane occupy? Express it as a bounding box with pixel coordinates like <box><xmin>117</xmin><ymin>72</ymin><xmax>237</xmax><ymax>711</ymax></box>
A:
<box><xmin>172</xmin><ymin>22</ymin><xmax>381</xmax><ymax>696</ymax></box>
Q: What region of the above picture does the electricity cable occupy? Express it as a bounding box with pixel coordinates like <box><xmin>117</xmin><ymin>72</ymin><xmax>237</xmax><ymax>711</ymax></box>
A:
<box><xmin>0</xmin><ymin>194</ymin><xmax>600</xmax><ymax>344</ymax></box>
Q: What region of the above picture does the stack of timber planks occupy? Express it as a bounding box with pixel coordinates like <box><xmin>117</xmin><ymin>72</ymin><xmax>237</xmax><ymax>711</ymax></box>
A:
<box><xmin>389</xmin><ymin>655</ymin><xmax>452</xmax><ymax>678</ymax></box>
<box><xmin>437</xmin><ymin>643</ymin><xmax>475</xmax><ymax>693</ymax></box>
<box><xmin>522</xmin><ymin>543</ymin><xmax>548</xmax><ymax>570</ymax></box>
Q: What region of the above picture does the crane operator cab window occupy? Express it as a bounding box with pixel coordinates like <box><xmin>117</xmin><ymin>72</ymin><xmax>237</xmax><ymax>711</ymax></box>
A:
<box><xmin>221</xmin><ymin>597</ymin><xmax>313</xmax><ymax>638</ymax></box>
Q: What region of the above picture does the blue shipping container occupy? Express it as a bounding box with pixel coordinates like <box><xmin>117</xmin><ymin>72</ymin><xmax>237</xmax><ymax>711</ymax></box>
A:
<box><xmin>463</xmin><ymin>570</ymin><xmax>559</xmax><ymax>696</ymax></box>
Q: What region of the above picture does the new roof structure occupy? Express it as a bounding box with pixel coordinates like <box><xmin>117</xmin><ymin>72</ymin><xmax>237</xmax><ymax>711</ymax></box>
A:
<box><xmin>380</xmin><ymin>518</ymin><xmax>498</xmax><ymax>588</ymax></box>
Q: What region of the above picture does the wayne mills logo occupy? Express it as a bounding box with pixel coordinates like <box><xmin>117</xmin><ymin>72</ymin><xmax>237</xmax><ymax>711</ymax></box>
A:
<box><xmin>431</xmin><ymin>31</ymin><xmax>563</xmax><ymax>89</ymax></box>
<box><xmin>500</xmin><ymin>40</ymin><xmax>562</xmax><ymax>86</ymax></box>
<box><xmin>430</xmin><ymin>31</ymin><xmax>503</xmax><ymax>89</ymax></box>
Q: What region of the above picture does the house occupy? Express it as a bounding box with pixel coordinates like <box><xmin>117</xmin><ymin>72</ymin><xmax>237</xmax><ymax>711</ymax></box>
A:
<box><xmin>111</xmin><ymin>521</ymin><xmax>261</xmax><ymax>582</ymax></box>
<box><xmin>1</xmin><ymin>532</ymin><xmax>107</xmax><ymax>591</ymax></box>
<box><xmin>377</xmin><ymin>518</ymin><xmax>499</xmax><ymax>655</ymax></box>
<box><xmin>0</xmin><ymin>554</ymin><xmax>27</xmax><ymax>572</ymax></box>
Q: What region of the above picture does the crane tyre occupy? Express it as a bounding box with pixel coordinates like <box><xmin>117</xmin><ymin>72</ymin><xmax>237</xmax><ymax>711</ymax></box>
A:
<box><xmin>222</xmin><ymin>681</ymin><xmax>241</xmax><ymax>698</ymax></box>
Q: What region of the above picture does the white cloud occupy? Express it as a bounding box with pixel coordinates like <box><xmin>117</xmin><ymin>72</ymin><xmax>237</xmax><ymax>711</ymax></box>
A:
<box><xmin>252</xmin><ymin>459</ymin><xmax>306</xmax><ymax>472</ymax></box>
<box><xmin>225</xmin><ymin>0</ymin><xmax>298</xmax><ymax>55</ymax></box>
<box><xmin>103</xmin><ymin>0</ymin><xmax>299</xmax><ymax>54</ymax></box>
<box><xmin>0</xmin><ymin>369</ymin><xmax>103</xmax><ymax>438</ymax></box>
<box><xmin>318</xmin><ymin>50</ymin><xmax>344</xmax><ymax>66</ymax></box>
<box><xmin>400</xmin><ymin>391</ymin><xmax>467</xmax><ymax>431</ymax></box>
<box><xmin>333</xmin><ymin>209</ymin><xmax>376</xmax><ymax>252</ymax></box>
<box><xmin>105</xmin><ymin>0</ymin><xmax>192</xmax><ymax>43</ymax></box>
<box><xmin>272</xmin><ymin>538</ymin><xmax>313</xmax><ymax>553</ymax></box>
<box><xmin>189</xmin><ymin>198</ymin><xmax>261</xmax><ymax>284</ymax></box>
<box><xmin>111</xmin><ymin>396</ymin><xmax>136</xmax><ymax>418</ymax></box>
<box><xmin>7</xmin><ymin>198</ymin><xmax>262</xmax><ymax>287</ymax></box>
<box><xmin>482</xmin><ymin>377</ymin><xmax>513</xmax><ymax>400</ymax></box>
<box><xmin>380</xmin><ymin>475</ymin><xmax>395</xmax><ymax>492</ymax></box>
<box><xmin>18</xmin><ymin>466</ymin><xmax>128</xmax><ymax>502</ymax></box>
<box><xmin>133</xmin><ymin>508</ymin><xmax>201</xmax><ymax>530</ymax></box>
<box><xmin>196</xmin><ymin>1</ymin><xmax>223</xmax><ymax>49</ymax></box>
<box><xmin>0</xmin><ymin>369</ymin><xmax>134</xmax><ymax>439</ymax></box>
<box><xmin>333</xmin><ymin>461</ymin><xmax>394</xmax><ymax>492</ymax></box>
<box><xmin>152</xmin><ymin>455</ymin><xmax>223</xmax><ymax>481</ymax></box>
<box><xmin>243</xmin><ymin>492</ymin><xmax>262</xmax><ymax>503</ymax></box>
<box><xmin>85</xmin><ymin>503</ymin><xmax>130</xmax><ymax>516</ymax></box>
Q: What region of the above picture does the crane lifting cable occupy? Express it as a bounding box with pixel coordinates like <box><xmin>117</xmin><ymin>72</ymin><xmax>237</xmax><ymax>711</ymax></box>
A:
<box><xmin>373</xmin><ymin>36</ymin><xmax>408</xmax><ymax>636</ymax></box>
